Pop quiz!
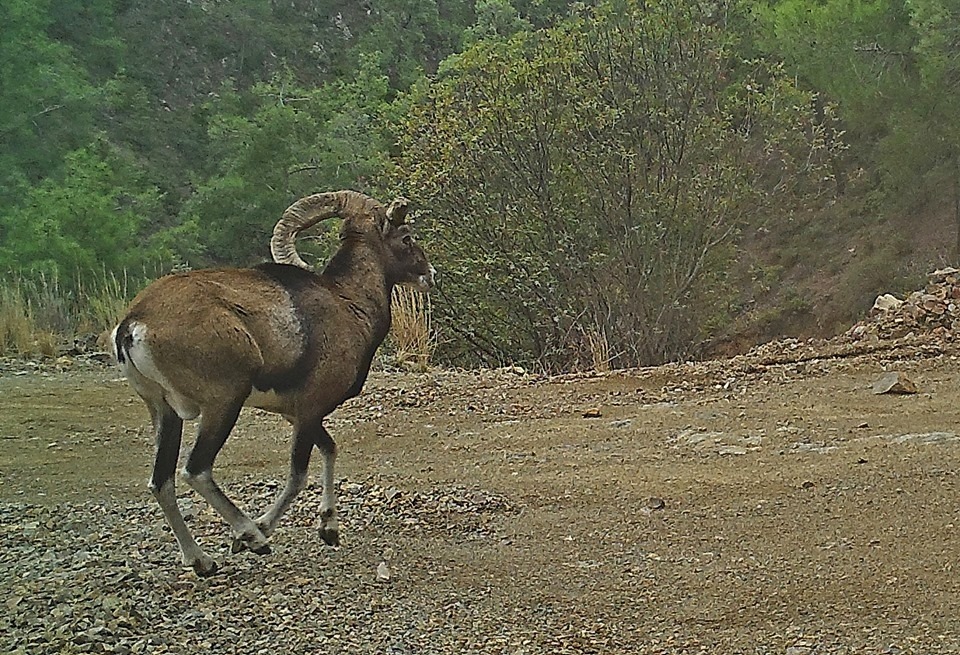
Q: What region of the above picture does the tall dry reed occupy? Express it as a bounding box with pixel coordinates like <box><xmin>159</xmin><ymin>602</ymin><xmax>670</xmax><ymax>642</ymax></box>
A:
<box><xmin>389</xmin><ymin>286</ymin><xmax>435</xmax><ymax>371</ymax></box>
<box><xmin>0</xmin><ymin>270</ymin><xmax>137</xmax><ymax>357</ymax></box>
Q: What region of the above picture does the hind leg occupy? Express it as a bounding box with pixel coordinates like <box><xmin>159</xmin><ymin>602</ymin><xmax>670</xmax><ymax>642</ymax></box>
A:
<box><xmin>147</xmin><ymin>400</ymin><xmax>218</xmax><ymax>576</ymax></box>
<box><xmin>182</xmin><ymin>401</ymin><xmax>270</xmax><ymax>556</ymax></box>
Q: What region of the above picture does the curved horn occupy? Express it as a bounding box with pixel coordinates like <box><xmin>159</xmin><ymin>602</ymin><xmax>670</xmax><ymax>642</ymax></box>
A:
<box><xmin>386</xmin><ymin>197</ymin><xmax>409</xmax><ymax>226</ymax></box>
<box><xmin>271</xmin><ymin>190</ymin><xmax>386</xmax><ymax>269</ymax></box>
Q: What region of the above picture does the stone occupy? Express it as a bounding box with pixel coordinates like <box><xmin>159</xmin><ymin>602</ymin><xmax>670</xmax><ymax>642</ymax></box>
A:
<box><xmin>872</xmin><ymin>293</ymin><xmax>903</xmax><ymax>312</ymax></box>
<box><xmin>872</xmin><ymin>372</ymin><xmax>918</xmax><ymax>395</ymax></box>
<box><xmin>646</xmin><ymin>497</ymin><xmax>666</xmax><ymax>511</ymax></box>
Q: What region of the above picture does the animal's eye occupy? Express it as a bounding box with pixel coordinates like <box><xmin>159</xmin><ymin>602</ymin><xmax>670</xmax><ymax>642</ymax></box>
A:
<box><xmin>402</xmin><ymin>234</ymin><xmax>413</xmax><ymax>246</ymax></box>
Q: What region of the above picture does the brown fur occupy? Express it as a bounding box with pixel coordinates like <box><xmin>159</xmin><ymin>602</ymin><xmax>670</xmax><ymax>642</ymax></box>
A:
<box><xmin>113</xmin><ymin>192</ymin><xmax>432</xmax><ymax>575</ymax></box>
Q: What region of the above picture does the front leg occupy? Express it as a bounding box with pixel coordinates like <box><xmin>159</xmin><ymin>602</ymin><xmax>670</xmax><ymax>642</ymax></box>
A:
<box><xmin>256</xmin><ymin>432</ymin><xmax>312</xmax><ymax>537</ymax></box>
<box><xmin>313</xmin><ymin>423</ymin><xmax>339</xmax><ymax>546</ymax></box>
<box><xmin>317</xmin><ymin>447</ymin><xmax>339</xmax><ymax>546</ymax></box>
<box><xmin>256</xmin><ymin>420</ymin><xmax>338</xmax><ymax>546</ymax></box>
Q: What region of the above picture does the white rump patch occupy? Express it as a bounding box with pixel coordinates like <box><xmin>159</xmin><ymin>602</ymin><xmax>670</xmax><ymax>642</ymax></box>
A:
<box><xmin>108</xmin><ymin>325</ymin><xmax>120</xmax><ymax>362</ymax></box>
<box><xmin>123</xmin><ymin>321</ymin><xmax>200</xmax><ymax>420</ymax></box>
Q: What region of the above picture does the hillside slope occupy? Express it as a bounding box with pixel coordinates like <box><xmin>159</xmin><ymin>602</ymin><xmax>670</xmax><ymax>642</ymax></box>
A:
<box><xmin>717</xmin><ymin>196</ymin><xmax>958</xmax><ymax>355</ymax></box>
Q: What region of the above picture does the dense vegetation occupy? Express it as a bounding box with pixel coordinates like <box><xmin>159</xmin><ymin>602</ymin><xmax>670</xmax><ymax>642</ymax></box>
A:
<box><xmin>2</xmin><ymin>0</ymin><xmax>959</xmax><ymax>369</ymax></box>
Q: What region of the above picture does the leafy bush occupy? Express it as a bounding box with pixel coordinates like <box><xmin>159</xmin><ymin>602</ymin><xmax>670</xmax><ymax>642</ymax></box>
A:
<box><xmin>0</xmin><ymin>140</ymin><xmax>166</xmax><ymax>285</ymax></box>
<box><xmin>393</xmin><ymin>0</ymin><xmax>839</xmax><ymax>370</ymax></box>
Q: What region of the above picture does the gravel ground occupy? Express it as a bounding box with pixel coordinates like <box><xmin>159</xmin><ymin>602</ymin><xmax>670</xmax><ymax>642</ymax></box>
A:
<box><xmin>3</xmin><ymin>329</ymin><xmax>960</xmax><ymax>653</ymax></box>
<box><xmin>1</xmin><ymin>477</ymin><xmax>522</xmax><ymax>655</ymax></box>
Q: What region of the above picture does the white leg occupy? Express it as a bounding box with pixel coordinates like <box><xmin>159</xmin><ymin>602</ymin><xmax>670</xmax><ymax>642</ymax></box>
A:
<box><xmin>256</xmin><ymin>468</ymin><xmax>308</xmax><ymax>537</ymax></box>
<box><xmin>142</xmin><ymin>397</ymin><xmax>217</xmax><ymax>576</ymax></box>
<box><xmin>318</xmin><ymin>446</ymin><xmax>339</xmax><ymax>545</ymax></box>
<box><xmin>152</xmin><ymin>480</ymin><xmax>217</xmax><ymax>575</ymax></box>
<box><xmin>183</xmin><ymin>469</ymin><xmax>270</xmax><ymax>555</ymax></box>
<box><xmin>270</xmin><ymin>421</ymin><xmax>339</xmax><ymax>546</ymax></box>
<box><xmin>256</xmin><ymin>430</ymin><xmax>314</xmax><ymax>536</ymax></box>
<box><xmin>183</xmin><ymin>404</ymin><xmax>270</xmax><ymax>556</ymax></box>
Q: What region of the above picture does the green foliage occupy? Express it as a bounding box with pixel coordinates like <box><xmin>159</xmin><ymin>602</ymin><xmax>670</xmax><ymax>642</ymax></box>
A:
<box><xmin>46</xmin><ymin>0</ymin><xmax>124</xmax><ymax>79</ymax></box>
<box><xmin>910</xmin><ymin>0</ymin><xmax>960</xmax><ymax>89</ymax></box>
<box><xmin>4</xmin><ymin>0</ymin><xmax>960</xmax><ymax>366</ymax></box>
<box><xmin>752</xmin><ymin>0</ymin><xmax>960</xmax><ymax>212</ymax></box>
<box><xmin>753</xmin><ymin>0</ymin><xmax>916</xmax><ymax>140</ymax></box>
<box><xmin>183</xmin><ymin>61</ymin><xmax>393</xmax><ymax>265</ymax></box>
<box><xmin>393</xmin><ymin>0</ymin><xmax>837</xmax><ymax>370</ymax></box>
<box><xmin>906</xmin><ymin>0</ymin><xmax>960</xmax><ymax>195</ymax></box>
<box><xmin>463</xmin><ymin>0</ymin><xmax>533</xmax><ymax>45</ymax></box>
<box><xmin>1</xmin><ymin>0</ymin><xmax>489</xmax><ymax>268</ymax></box>
<box><xmin>0</xmin><ymin>140</ymin><xmax>164</xmax><ymax>285</ymax></box>
<box><xmin>0</xmin><ymin>0</ymin><xmax>99</xmax><ymax>206</ymax></box>
<box><xmin>355</xmin><ymin>0</ymin><xmax>473</xmax><ymax>88</ymax></box>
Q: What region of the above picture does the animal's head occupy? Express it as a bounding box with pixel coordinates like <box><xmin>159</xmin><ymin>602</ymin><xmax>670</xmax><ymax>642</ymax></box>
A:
<box><xmin>378</xmin><ymin>198</ymin><xmax>435</xmax><ymax>292</ymax></box>
<box><xmin>271</xmin><ymin>191</ymin><xmax>434</xmax><ymax>292</ymax></box>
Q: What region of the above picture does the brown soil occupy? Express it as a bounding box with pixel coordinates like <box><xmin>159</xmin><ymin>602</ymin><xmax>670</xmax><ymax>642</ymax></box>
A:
<box><xmin>2</xmin><ymin>340</ymin><xmax>960</xmax><ymax>653</ymax></box>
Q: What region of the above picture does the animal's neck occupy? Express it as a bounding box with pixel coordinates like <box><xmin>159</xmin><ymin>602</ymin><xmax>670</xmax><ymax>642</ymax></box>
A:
<box><xmin>323</xmin><ymin>240</ymin><xmax>393</xmax><ymax>338</ymax></box>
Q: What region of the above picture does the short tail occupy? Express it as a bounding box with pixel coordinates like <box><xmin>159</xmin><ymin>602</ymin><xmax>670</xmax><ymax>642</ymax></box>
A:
<box><xmin>112</xmin><ymin>319</ymin><xmax>133</xmax><ymax>364</ymax></box>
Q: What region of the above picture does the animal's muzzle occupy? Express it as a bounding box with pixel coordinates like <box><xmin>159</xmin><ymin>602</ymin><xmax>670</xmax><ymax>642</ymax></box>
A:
<box><xmin>420</xmin><ymin>265</ymin><xmax>437</xmax><ymax>290</ymax></box>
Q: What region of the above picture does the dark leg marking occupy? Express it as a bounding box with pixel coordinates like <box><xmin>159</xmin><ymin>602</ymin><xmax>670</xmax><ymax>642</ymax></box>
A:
<box><xmin>184</xmin><ymin>401</ymin><xmax>243</xmax><ymax>477</ymax></box>
<box><xmin>149</xmin><ymin>403</ymin><xmax>183</xmax><ymax>492</ymax></box>
<box><xmin>146</xmin><ymin>400</ymin><xmax>219</xmax><ymax>576</ymax></box>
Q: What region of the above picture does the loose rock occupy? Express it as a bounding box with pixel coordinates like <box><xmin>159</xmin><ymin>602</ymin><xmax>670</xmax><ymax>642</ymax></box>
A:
<box><xmin>872</xmin><ymin>372</ymin><xmax>918</xmax><ymax>395</ymax></box>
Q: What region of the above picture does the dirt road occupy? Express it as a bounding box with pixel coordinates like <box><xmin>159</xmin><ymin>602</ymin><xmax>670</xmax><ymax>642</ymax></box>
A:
<box><xmin>1</xmin><ymin>338</ymin><xmax>959</xmax><ymax>654</ymax></box>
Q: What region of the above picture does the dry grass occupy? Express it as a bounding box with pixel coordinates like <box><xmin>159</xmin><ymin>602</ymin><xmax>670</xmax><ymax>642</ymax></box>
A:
<box><xmin>0</xmin><ymin>271</ymin><xmax>136</xmax><ymax>357</ymax></box>
<box><xmin>0</xmin><ymin>282</ymin><xmax>34</xmax><ymax>355</ymax></box>
<box><xmin>2</xmin><ymin>269</ymin><xmax>432</xmax><ymax>363</ymax></box>
<box><xmin>75</xmin><ymin>271</ymin><xmax>134</xmax><ymax>335</ymax></box>
<box><xmin>0</xmin><ymin>280</ymin><xmax>58</xmax><ymax>356</ymax></box>
<box><xmin>389</xmin><ymin>286</ymin><xmax>435</xmax><ymax>371</ymax></box>
<box><xmin>585</xmin><ymin>325</ymin><xmax>611</xmax><ymax>373</ymax></box>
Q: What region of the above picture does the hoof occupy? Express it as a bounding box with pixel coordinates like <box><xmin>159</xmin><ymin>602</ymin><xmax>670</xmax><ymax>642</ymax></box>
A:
<box><xmin>319</xmin><ymin>528</ymin><xmax>340</xmax><ymax>547</ymax></box>
<box><xmin>231</xmin><ymin>536</ymin><xmax>272</xmax><ymax>556</ymax></box>
<box><xmin>192</xmin><ymin>559</ymin><xmax>220</xmax><ymax>577</ymax></box>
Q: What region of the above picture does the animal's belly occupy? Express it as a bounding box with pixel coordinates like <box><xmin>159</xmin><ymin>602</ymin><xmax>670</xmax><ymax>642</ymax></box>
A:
<box><xmin>245</xmin><ymin>389</ymin><xmax>291</xmax><ymax>414</ymax></box>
